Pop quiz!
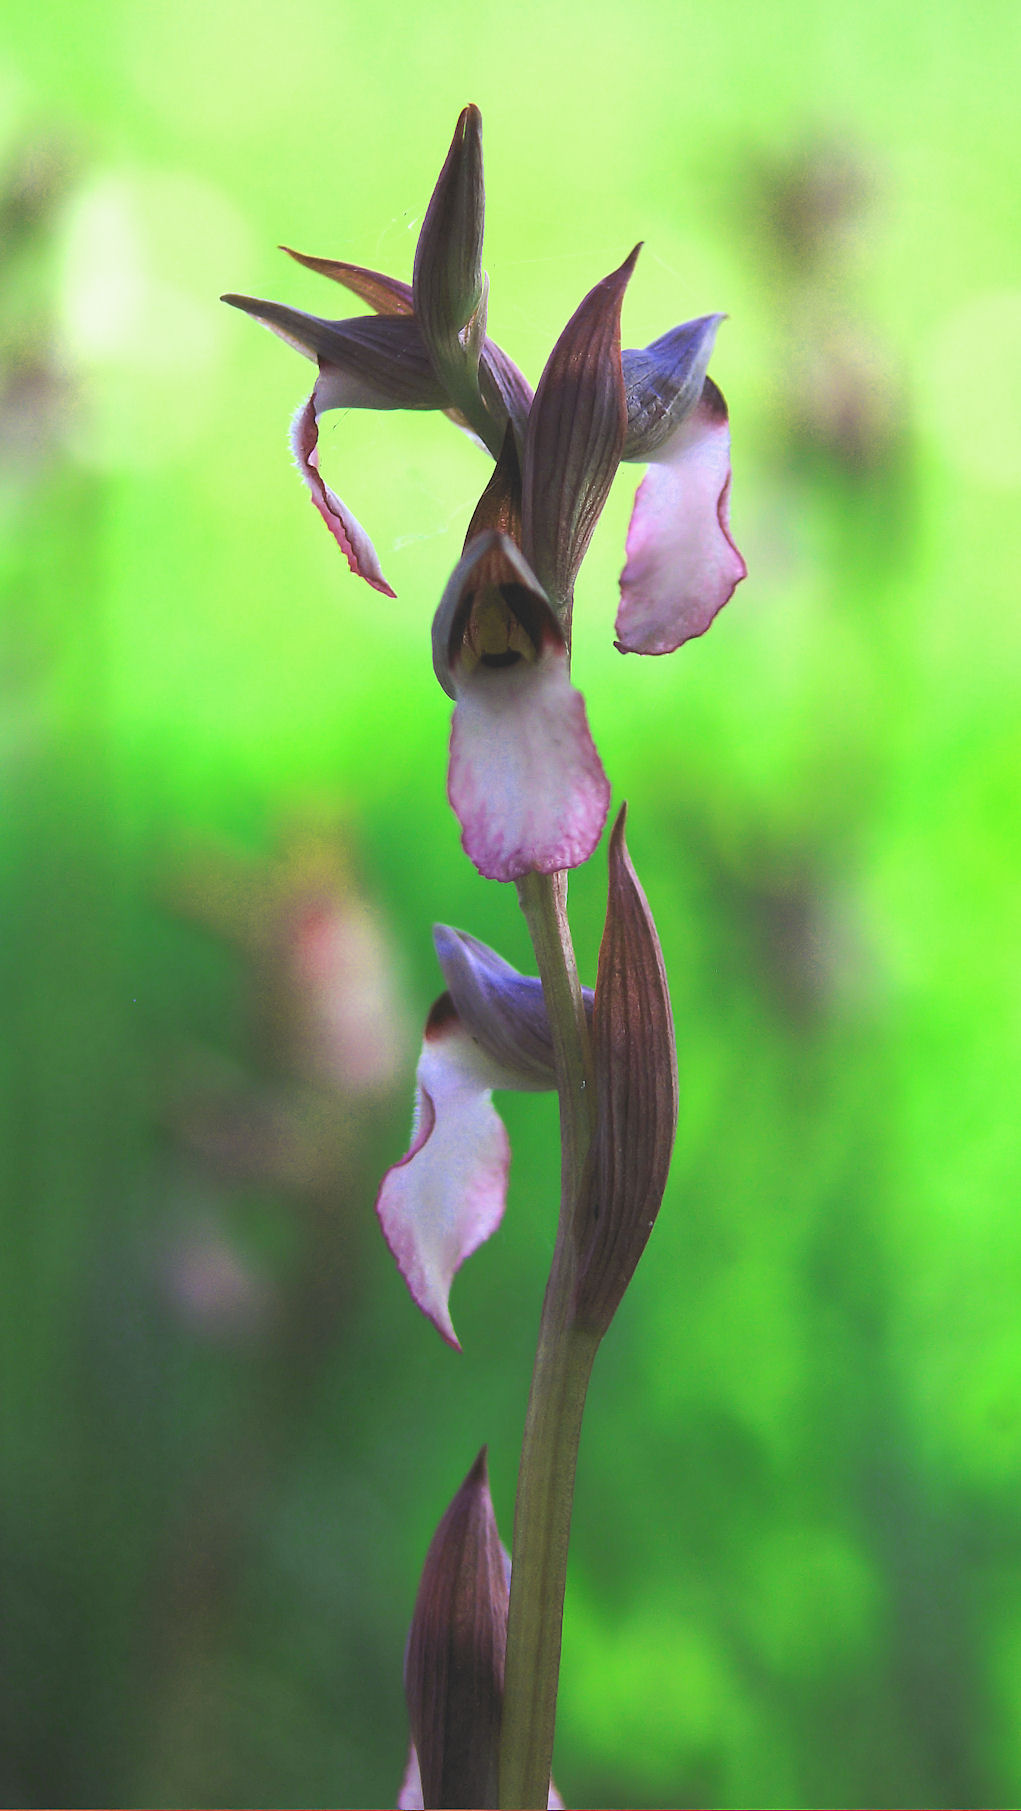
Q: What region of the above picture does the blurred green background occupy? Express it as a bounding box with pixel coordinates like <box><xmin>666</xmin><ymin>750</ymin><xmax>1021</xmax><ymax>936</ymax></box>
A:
<box><xmin>2</xmin><ymin>0</ymin><xmax>1019</xmax><ymax>1805</ymax></box>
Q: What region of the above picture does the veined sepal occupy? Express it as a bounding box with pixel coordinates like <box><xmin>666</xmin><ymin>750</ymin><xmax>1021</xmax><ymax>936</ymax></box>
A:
<box><xmin>572</xmin><ymin>805</ymin><xmax>678</xmax><ymax>1336</ymax></box>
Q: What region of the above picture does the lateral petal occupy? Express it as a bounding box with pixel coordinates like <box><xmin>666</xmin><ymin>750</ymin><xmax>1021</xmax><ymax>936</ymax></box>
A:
<box><xmin>375</xmin><ymin>997</ymin><xmax>511</xmax><ymax>1348</ymax></box>
<box><xmin>615</xmin><ymin>377</ymin><xmax>746</xmax><ymax>655</ymax></box>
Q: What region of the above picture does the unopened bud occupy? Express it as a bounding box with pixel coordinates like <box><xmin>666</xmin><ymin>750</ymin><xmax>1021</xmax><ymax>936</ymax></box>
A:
<box><xmin>413</xmin><ymin>105</ymin><xmax>486</xmax><ymax>378</ymax></box>
<box><xmin>404</xmin><ymin>1448</ymin><xmax>507</xmax><ymax>1809</ymax></box>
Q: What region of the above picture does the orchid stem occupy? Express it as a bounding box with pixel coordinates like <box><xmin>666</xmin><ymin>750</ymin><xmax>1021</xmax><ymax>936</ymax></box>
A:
<box><xmin>499</xmin><ymin>870</ymin><xmax>599</xmax><ymax>1809</ymax></box>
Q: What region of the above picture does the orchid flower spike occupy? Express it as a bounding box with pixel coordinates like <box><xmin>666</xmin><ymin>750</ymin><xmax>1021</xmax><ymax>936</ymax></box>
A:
<box><xmin>376</xmin><ymin>928</ymin><xmax>593</xmax><ymax>1347</ymax></box>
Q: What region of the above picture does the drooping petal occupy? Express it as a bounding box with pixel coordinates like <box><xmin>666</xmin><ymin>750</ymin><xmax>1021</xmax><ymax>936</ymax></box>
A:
<box><xmin>573</xmin><ymin>806</ymin><xmax>678</xmax><ymax>1337</ymax></box>
<box><xmin>521</xmin><ymin>247</ymin><xmax>638</xmax><ymax>615</ymax></box>
<box><xmin>290</xmin><ymin>392</ymin><xmax>395</xmax><ymax>596</ymax></box>
<box><xmin>434</xmin><ymin>923</ymin><xmax>593</xmax><ymax>1085</ymax></box>
<box><xmin>433</xmin><ymin>532</ymin><xmax>609</xmax><ymax>882</ymax></box>
<box><xmin>615</xmin><ymin>376</ymin><xmax>746</xmax><ymax>655</ymax></box>
<box><xmin>375</xmin><ymin>995</ymin><xmax>512</xmax><ymax>1348</ymax></box>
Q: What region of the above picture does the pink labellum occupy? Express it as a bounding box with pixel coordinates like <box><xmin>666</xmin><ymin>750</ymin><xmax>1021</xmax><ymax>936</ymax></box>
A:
<box><xmin>375</xmin><ymin>1002</ymin><xmax>510</xmax><ymax>1348</ymax></box>
<box><xmin>290</xmin><ymin>394</ymin><xmax>396</xmax><ymax>597</ymax></box>
<box><xmin>616</xmin><ymin>379</ymin><xmax>746</xmax><ymax>655</ymax></box>
<box><xmin>449</xmin><ymin>648</ymin><xmax>610</xmax><ymax>882</ymax></box>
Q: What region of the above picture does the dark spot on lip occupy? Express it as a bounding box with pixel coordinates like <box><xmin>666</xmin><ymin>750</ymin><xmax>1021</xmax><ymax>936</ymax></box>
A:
<box><xmin>449</xmin><ymin>578</ymin><xmax>547</xmax><ymax>667</ymax></box>
<box><xmin>480</xmin><ymin>648</ymin><xmax>524</xmax><ymax>668</ymax></box>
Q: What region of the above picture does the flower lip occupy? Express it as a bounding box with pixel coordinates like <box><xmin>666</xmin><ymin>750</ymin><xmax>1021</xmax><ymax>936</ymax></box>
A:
<box><xmin>375</xmin><ymin>997</ymin><xmax>511</xmax><ymax>1349</ymax></box>
<box><xmin>290</xmin><ymin>393</ymin><xmax>396</xmax><ymax>596</ymax></box>
<box><xmin>615</xmin><ymin>373</ymin><xmax>746</xmax><ymax>655</ymax></box>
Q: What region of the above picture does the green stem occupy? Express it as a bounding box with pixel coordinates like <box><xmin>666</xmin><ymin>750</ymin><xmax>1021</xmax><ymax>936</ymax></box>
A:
<box><xmin>498</xmin><ymin>871</ymin><xmax>599</xmax><ymax>1808</ymax></box>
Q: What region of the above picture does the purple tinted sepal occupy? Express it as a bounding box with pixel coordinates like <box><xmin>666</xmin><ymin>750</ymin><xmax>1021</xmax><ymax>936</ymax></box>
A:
<box><xmin>220</xmin><ymin>294</ymin><xmax>444</xmax><ymax>407</ymax></box>
<box><xmin>616</xmin><ymin>376</ymin><xmax>746</xmax><ymax>655</ymax></box>
<box><xmin>433</xmin><ymin>531</ymin><xmax>610</xmax><ymax>882</ymax></box>
<box><xmin>521</xmin><ymin>247</ymin><xmax>638</xmax><ymax>614</ymax></box>
<box><xmin>621</xmin><ymin>313</ymin><xmax>725</xmax><ymax>460</ymax></box>
<box><xmin>279</xmin><ymin>247</ymin><xmax>414</xmax><ymax>315</ymax></box>
<box><xmin>433</xmin><ymin>923</ymin><xmax>593</xmax><ymax>1086</ymax></box>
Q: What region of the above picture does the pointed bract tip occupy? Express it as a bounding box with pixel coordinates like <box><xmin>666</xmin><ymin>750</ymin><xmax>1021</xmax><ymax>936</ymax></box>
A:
<box><xmin>469</xmin><ymin>1444</ymin><xmax>489</xmax><ymax>1485</ymax></box>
